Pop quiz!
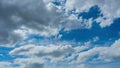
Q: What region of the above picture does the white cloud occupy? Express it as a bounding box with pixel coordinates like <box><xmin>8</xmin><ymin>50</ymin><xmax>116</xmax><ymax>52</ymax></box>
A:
<box><xmin>14</xmin><ymin>58</ymin><xmax>44</xmax><ymax>68</ymax></box>
<box><xmin>8</xmin><ymin>43</ymin><xmax>89</xmax><ymax>68</ymax></box>
<box><xmin>73</xmin><ymin>39</ymin><xmax>120</xmax><ymax>63</ymax></box>
<box><xmin>10</xmin><ymin>44</ymin><xmax>73</xmax><ymax>57</ymax></box>
<box><xmin>0</xmin><ymin>0</ymin><xmax>120</xmax><ymax>68</ymax></box>
<box><xmin>98</xmin><ymin>39</ymin><xmax>120</xmax><ymax>62</ymax></box>
<box><xmin>13</xmin><ymin>58</ymin><xmax>87</xmax><ymax>68</ymax></box>
<box><xmin>65</xmin><ymin>0</ymin><xmax>120</xmax><ymax>28</ymax></box>
<box><xmin>8</xmin><ymin>39</ymin><xmax>120</xmax><ymax>67</ymax></box>
<box><xmin>9</xmin><ymin>43</ymin><xmax>89</xmax><ymax>63</ymax></box>
<box><xmin>9</xmin><ymin>44</ymin><xmax>74</xmax><ymax>63</ymax></box>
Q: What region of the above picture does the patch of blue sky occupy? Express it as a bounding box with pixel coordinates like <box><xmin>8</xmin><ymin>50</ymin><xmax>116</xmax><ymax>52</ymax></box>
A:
<box><xmin>0</xmin><ymin>46</ymin><xmax>27</xmax><ymax>62</ymax></box>
<box><xmin>60</xmin><ymin>17</ymin><xmax>120</xmax><ymax>46</ymax></box>
<box><xmin>0</xmin><ymin>46</ymin><xmax>13</xmax><ymax>61</ymax></box>
<box><xmin>57</xmin><ymin>5</ymin><xmax>119</xmax><ymax>45</ymax></box>
<box><xmin>86</xmin><ymin>54</ymin><xmax>99</xmax><ymax>63</ymax></box>
<box><xmin>27</xmin><ymin>34</ymin><xmax>46</xmax><ymax>40</ymax></box>
<box><xmin>78</xmin><ymin>5</ymin><xmax>102</xmax><ymax>20</ymax></box>
<box><xmin>52</xmin><ymin>0</ymin><xmax>66</xmax><ymax>6</ymax></box>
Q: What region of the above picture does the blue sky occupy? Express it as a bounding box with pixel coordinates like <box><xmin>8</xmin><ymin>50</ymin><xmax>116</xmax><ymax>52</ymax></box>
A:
<box><xmin>0</xmin><ymin>0</ymin><xmax>120</xmax><ymax>68</ymax></box>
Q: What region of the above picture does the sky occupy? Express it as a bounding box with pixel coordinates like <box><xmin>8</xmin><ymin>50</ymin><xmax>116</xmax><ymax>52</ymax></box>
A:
<box><xmin>0</xmin><ymin>0</ymin><xmax>120</xmax><ymax>68</ymax></box>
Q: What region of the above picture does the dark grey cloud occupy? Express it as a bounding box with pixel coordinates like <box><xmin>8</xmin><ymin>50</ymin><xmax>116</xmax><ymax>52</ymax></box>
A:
<box><xmin>25</xmin><ymin>63</ymin><xmax>44</xmax><ymax>68</ymax></box>
<box><xmin>0</xmin><ymin>1</ymin><xmax>22</xmax><ymax>45</ymax></box>
<box><xmin>0</xmin><ymin>0</ymin><xmax>65</xmax><ymax>46</ymax></box>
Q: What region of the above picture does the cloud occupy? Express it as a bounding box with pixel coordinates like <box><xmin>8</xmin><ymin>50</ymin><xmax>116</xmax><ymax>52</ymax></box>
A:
<box><xmin>10</xmin><ymin>44</ymin><xmax>73</xmax><ymax>57</ymax></box>
<box><xmin>13</xmin><ymin>58</ymin><xmax>87</xmax><ymax>68</ymax></box>
<box><xmin>74</xmin><ymin>39</ymin><xmax>120</xmax><ymax>63</ymax></box>
<box><xmin>9</xmin><ymin>43</ymin><xmax>89</xmax><ymax>63</ymax></box>
<box><xmin>74</xmin><ymin>64</ymin><xmax>86</xmax><ymax>68</ymax></box>
<box><xmin>9</xmin><ymin>43</ymin><xmax>88</xmax><ymax>68</ymax></box>
<box><xmin>14</xmin><ymin>58</ymin><xmax>44</xmax><ymax>68</ymax></box>
<box><xmin>8</xmin><ymin>39</ymin><xmax>120</xmax><ymax>67</ymax></box>
<box><xmin>68</xmin><ymin>64</ymin><xmax>86</xmax><ymax>68</ymax></box>
<box><xmin>0</xmin><ymin>62</ymin><xmax>13</xmax><ymax>68</ymax></box>
<box><xmin>1</xmin><ymin>0</ymin><xmax>119</xmax><ymax>46</ymax></box>
<box><xmin>65</xmin><ymin>0</ymin><xmax>120</xmax><ymax>28</ymax></box>
<box><xmin>0</xmin><ymin>0</ymin><xmax>120</xmax><ymax>68</ymax></box>
<box><xmin>9</xmin><ymin>44</ymin><xmax>74</xmax><ymax>63</ymax></box>
<box><xmin>0</xmin><ymin>0</ymin><xmax>65</xmax><ymax>46</ymax></box>
<box><xmin>98</xmin><ymin>39</ymin><xmax>120</xmax><ymax>62</ymax></box>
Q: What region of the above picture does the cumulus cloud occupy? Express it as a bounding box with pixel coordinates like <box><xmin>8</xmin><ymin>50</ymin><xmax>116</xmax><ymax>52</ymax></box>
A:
<box><xmin>13</xmin><ymin>58</ymin><xmax>87</xmax><ymax>68</ymax></box>
<box><xmin>10</xmin><ymin>44</ymin><xmax>74</xmax><ymax>63</ymax></box>
<box><xmin>14</xmin><ymin>58</ymin><xmax>44</xmax><ymax>68</ymax></box>
<box><xmin>10</xmin><ymin>44</ymin><xmax>73</xmax><ymax>58</ymax></box>
<box><xmin>8</xmin><ymin>43</ymin><xmax>89</xmax><ymax>68</ymax></box>
<box><xmin>8</xmin><ymin>39</ymin><xmax>120</xmax><ymax>67</ymax></box>
<box><xmin>1</xmin><ymin>0</ymin><xmax>120</xmax><ymax>68</ymax></box>
<box><xmin>74</xmin><ymin>39</ymin><xmax>120</xmax><ymax>63</ymax></box>
<box><xmin>65</xmin><ymin>0</ymin><xmax>120</xmax><ymax>28</ymax></box>
<box><xmin>9</xmin><ymin>44</ymin><xmax>89</xmax><ymax>63</ymax></box>
<box><xmin>98</xmin><ymin>39</ymin><xmax>120</xmax><ymax>62</ymax></box>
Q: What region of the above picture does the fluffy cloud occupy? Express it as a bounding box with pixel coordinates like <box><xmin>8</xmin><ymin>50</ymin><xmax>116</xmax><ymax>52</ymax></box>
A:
<box><xmin>1</xmin><ymin>0</ymin><xmax>120</xmax><ymax>68</ymax></box>
<box><xmin>14</xmin><ymin>58</ymin><xmax>44</xmax><ymax>68</ymax></box>
<box><xmin>98</xmin><ymin>39</ymin><xmax>120</xmax><ymax>62</ymax></box>
<box><xmin>10</xmin><ymin>38</ymin><xmax>120</xmax><ymax>64</ymax></box>
<box><xmin>9</xmin><ymin>43</ymin><xmax>89</xmax><ymax>68</ymax></box>
<box><xmin>13</xmin><ymin>58</ymin><xmax>87</xmax><ymax>68</ymax></box>
<box><xmin>10</xmin><ymin>44</ymin><xmax>73</xmax><ymax>58</ymax></box>
<box><xmin>9</xmin><ymin>44</ymin><xmax>89</xmax><ymax>63</ymax></box>
<box><xmin>7</xmin><ymin>39</ymin><xmax>120</xmax><ymax>67</ymax></box>
<box><xmin>65</xmin><ymin>0</ymin><xmax>120</xmax><ymax>28</ymax></box>
<box><xmin>74</xmin><ymin>39</ymin><xmax>120</xmax><ymax>63</ymax></box>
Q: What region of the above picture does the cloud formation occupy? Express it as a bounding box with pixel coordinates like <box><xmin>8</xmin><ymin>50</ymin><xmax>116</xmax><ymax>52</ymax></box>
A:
<box><xmin>0</xmin><ymin>0</ymin><xmax>120</xmax><ymax>68</ymax></box>
<box><xmin>65</xmin><ymin>0</ymin><xmax>120</xmax><ymax>27</ymax></box>
<box><xmin>10</xmin><ymin>44</ymin><xmax>73</xmax><ymax>58</ymax></box>
<box><xmin>10</xmin><ymin>39</ymin><xmax>120</xmax><ymax>62</ymax></box>
<box><xmin>1</xmin><ymin>0</ymin><xmax>120</xmax><ymax>46</ymax></box>
<box><xmin>0</xmin><ymin>62</ymin><xmax>13</xmax><ymax>68</ymax></box>
<box><xmin>14</xmin><ymin>58</ymin><xmax>44</xmax><ymax>68</ymax></box>
<box><xmin>75</xmin><ymin>39</ymin><xmax>120</xmax><ymax>63</ymax></box>
<box><xmin>0</xmin><ymin>0</ymin><xmax>64</xmax><ymax>46</ymax></box>
<box><xmin>0</xmin><ymin>38</ymin><xmax>116</xmax><ymax>68</ymax></box>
